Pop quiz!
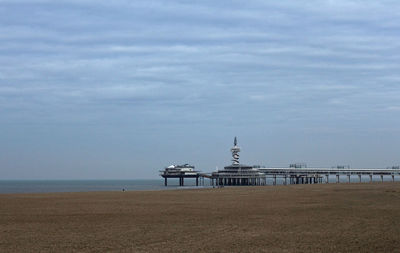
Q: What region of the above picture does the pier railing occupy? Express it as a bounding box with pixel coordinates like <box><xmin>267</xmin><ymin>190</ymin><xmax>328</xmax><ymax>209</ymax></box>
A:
<box><xmin>259</xmin><ymin>167</ymin><xmax>400</xmax><ymax>176</ymax></box>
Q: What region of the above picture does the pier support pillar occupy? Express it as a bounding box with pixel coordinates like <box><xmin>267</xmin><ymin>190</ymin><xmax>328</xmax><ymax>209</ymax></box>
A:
<box><xmin>359</xmin><ymin>174</ymin><xmax>362</xmax><ymax>183</ymax></box>
<box><xmin>273</xmin><ymin>175</ymin><xmax>276</xmax><ymax>186</ymax></box>
<box><xmin>196</xmin><ymin>177</ymin><xmax>199</xmax><ymax>186</ymax></box>
<box><xmin>336</xmin><ymin>175</ymin><xmax>339</xmax><ymax>183</ymax></box>
<box><xmin>392</xmin><ymin>175</ymin><xmax>395</xmax><ymax>182</ymax></box>
<box><xmin>369</xmin><ymin>174</ymin><xmax>373</xmax><ymax>183</ymax></box>
<box><xmin>326</xmin><ymin>175</ymin><xmax>329</xmax><ymax>184</ymax></box>
<box><xmin>381</xmin><ymin>175</ymin><xmax>384</xmax><ymax>182</ymax></box>
<box><xmin>347</xmin><ymin>175</ymin><xmax>351</xmax><ymax>183</ymax></box>
<box><xmin>284</xmin><ymin>176</ymin><xmax>287</xmax><ymax>185</ymax></box>
<box><xmin>164</xmin><ymin>177</ymin><xmax>167</xmax><ymax>186</ymax></box>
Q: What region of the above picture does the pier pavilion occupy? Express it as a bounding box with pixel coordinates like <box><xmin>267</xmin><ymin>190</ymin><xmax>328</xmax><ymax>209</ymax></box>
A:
<box><xmin>160</xmin><ymin>164</ymin><xmax>202</xmax><ymax>186</ymax></box>
<box><xmin>211</xmin><ymin>137</ymin><xmax>266</xmax><ymax>186</ymax></box>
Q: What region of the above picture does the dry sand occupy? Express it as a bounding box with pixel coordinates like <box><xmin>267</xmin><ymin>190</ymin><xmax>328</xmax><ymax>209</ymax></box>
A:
<box><xmin>1</xmin><ymin>183</ymin><xmax>400</xmax><ymax>252</ymax></box>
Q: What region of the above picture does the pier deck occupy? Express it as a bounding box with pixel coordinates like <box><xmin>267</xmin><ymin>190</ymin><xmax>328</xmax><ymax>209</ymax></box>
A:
<box><xmin>259</xmin><ymin>167</ymin><xmax>400</xmax><ymax>184</ymax></box>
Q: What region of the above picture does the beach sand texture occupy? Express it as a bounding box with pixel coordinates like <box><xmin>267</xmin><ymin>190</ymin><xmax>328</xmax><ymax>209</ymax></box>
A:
<box><xmin>1</xmin><ymin>183</ymin><xmax>400</xmax><ymax>252</ymax></box>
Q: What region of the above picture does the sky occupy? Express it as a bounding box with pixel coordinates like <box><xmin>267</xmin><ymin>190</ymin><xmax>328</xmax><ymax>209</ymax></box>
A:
<box><xmin>1</xmin><ymin>0</ymin><xmax>400</xmax><ymax>179</ymax></box>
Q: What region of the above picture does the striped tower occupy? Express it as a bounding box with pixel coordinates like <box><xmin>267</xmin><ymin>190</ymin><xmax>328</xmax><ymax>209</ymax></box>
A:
<box><xmin>231</xmin><ymin>137</ymin><xmax>241</xmax><ymax>165</ymax></box>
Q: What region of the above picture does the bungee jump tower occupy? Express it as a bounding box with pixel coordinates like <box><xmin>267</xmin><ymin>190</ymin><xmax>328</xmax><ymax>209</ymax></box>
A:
<box><xmin>211</xmin><ymin>137</ymin><xmax>267</xmax><ymax>186</ymax></box>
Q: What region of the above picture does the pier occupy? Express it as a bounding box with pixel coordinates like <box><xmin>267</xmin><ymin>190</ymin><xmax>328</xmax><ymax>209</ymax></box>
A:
<box><xmin>160</xmin><ymin>138</ymin><xmax>400</xmax><ymax>187</ymax></box>
<box><xmin>259</xmin><ymin>166</ymin><xmax>400</xmax><ymax>185</ymax></box>
<box><xmin>208</xmin><ymin>166</ymin><xmax>400</xmax><ymax>186</ymax></box>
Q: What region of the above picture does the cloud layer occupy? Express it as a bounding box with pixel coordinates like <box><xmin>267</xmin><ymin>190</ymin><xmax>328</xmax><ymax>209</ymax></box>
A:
<box><xmin>1</xmin><ymin>0</ymin><xmax>400</xmax><ymax>178</ymax></box>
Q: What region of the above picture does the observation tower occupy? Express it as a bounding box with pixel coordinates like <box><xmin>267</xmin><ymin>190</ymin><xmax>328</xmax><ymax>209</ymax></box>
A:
<box><xmin>231</xmin><ymin>137</ymin><xmax>240</xmax><ymax>165</ymax></box>
<box><xmin>212</xmin><ymin>137</ymin><xmax>266</xmax><ymax>186</ymax></box>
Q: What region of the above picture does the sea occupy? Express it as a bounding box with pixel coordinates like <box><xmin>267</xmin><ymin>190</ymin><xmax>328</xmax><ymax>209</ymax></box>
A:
<box><xmin>0</xmin><ymin>175</ymin><xmax>393</xmax><ymax>194</ymax></box>
<box><xmin>0</xmin><ymin>178</ymin><xmax>212</xmax><ymax>194</ymax></box>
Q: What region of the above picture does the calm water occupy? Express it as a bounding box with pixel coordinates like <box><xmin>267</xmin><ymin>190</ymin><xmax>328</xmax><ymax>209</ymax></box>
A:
<box><xmin>1</xmin><ymin>175</ymin><xmax>395</xmax><ymax>194</ymax></box>
<box><xmin>0</xmin><ymin>178</ymin><xmax>211</xmax><ymax>194</ymax></box>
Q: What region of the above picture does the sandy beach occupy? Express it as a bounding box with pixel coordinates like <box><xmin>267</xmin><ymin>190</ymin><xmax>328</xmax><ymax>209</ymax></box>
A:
<box><xmin>1</xmin><ymin>183</ymin><xmax>400</xmax><ymax>252</ymax></box>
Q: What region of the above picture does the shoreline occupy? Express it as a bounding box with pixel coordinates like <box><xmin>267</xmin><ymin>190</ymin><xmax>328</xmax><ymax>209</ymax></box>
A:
<box><xmin>0</xmin><ymin>185</ymin><xmax>215</xmax><ymax>195</ymax></box>
<box><xmin>0</xmin><ymin>181</ymin><xmax>398</xmax><ymax>195</ymax></box>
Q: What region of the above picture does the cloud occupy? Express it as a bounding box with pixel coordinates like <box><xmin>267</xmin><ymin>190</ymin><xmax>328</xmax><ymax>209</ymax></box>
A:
<box><xmin>1</xmin><ymin>0</ymin><xmax>400</xmax><ymax>178</ymax></box>
<box><xmin>384</xmin><ymin>106</ymin><xmax>400</xmax><ymax>111</ymax></box>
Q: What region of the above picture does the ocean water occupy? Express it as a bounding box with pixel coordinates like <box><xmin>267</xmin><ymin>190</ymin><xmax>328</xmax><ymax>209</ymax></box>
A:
<box><xmin>0</xmin><ymin>175</ymin><xmax>395</xmax><ymax>194</ymax></box>
<box><xmin>0</xmin><ymin>178</ymin><xmax>211</xmax><ymax>194</ymax></box>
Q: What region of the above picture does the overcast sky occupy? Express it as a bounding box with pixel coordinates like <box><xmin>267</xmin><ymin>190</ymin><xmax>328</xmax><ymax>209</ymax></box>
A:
<box><xmin>1</xmin><ymin>0</ymin><xmax>400</xmax><ymax>179</ymax></box>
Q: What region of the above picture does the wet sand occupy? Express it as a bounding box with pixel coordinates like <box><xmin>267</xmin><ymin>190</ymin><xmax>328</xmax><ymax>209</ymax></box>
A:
<box><xmin>1</xmin><ymin>183</ymin><xmax>400</xmax><ymax>252</ymax></box>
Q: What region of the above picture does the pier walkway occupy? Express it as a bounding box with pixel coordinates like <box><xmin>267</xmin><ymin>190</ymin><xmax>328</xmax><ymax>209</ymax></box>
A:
<box><xmin>259</xmin><ymin>167</ymin><xmax>400</xmax><ymax>185</ymax></box>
